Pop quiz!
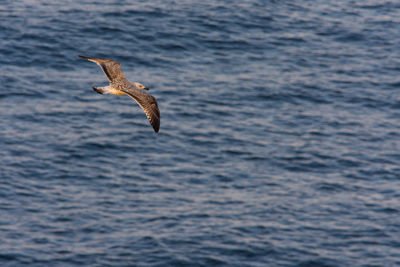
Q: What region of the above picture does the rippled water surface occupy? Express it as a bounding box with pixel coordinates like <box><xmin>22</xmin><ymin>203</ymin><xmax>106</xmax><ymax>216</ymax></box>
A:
<box><xmin>1</xmin><ymin>0</ymin><xmax>400</xmax><ymax>266</ymax></box>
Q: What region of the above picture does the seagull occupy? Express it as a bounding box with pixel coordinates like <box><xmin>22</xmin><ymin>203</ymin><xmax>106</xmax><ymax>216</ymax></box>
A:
<box><xmin>79</xmin><ymin>55</ymin><xmax>160</xmax><ymax>133</ymax></box>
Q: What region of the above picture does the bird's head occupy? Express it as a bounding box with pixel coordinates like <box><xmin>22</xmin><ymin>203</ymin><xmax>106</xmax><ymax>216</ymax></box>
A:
<box><xmin>135</xmin><ymin>82</ymin><xmax>149</xmax><ymax>90</ymax></box>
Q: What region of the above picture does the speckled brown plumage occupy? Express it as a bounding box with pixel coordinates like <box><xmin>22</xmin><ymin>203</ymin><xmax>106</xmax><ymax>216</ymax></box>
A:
<box><xmin>79</xmin><ymin>55</ymin><xmax>160</xmax><ymax>133</ymax></box>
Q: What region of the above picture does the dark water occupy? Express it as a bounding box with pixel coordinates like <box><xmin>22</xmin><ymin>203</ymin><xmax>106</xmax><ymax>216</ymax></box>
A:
<box><xmin>1</xmin><ymin>0</ymin><xmax>400</xmax><ymax>266</ymax></box>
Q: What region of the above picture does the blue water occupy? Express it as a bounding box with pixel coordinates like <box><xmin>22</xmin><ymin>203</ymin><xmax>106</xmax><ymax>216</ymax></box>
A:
<box><xmin>1</xmin><ymin>0</ymin><xmax>400</xmax><ymax>266</ymax></box>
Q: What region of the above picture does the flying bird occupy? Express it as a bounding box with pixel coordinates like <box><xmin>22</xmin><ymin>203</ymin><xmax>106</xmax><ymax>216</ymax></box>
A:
<box><xmin>79</xmin><ymin>55</ymin><xmax>160</xmax><ymax>133</ymax></box>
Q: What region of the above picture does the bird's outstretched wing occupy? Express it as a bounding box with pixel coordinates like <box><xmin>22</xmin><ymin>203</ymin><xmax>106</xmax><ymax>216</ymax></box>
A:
<box><xmin>120</xmin><ymin>87</ymin><xmax>160</xmax><ymax>133</ymax></box>
<box><xmin>79</xmin><ymin>55</ymin><xmax>126</xmax><ymax>83</ymax></box>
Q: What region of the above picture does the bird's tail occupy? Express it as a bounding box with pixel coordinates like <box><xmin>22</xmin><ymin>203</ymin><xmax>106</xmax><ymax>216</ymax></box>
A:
<box><xmin>93</xmin><ymin>86</ymin><xmax>126</xmax><ymax>96</ymax></box>
<box><xmin>93</xmin><ymin>87</ymin><xmax>105</xmax><ymax>94</ymax></box>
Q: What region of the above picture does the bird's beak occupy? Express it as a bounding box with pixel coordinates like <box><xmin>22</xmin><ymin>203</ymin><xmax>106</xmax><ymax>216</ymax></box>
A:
<box><xmin>144</xmin><ymin>87</ymin><xmax>149</xmax><ymax>90</ymax></box>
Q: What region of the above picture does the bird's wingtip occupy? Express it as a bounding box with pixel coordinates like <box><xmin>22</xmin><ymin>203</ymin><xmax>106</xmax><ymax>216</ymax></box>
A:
<box><xmin>153</xmin><ymin>124</ymin><xmax>160</xmax><ymax>133</ymax></box>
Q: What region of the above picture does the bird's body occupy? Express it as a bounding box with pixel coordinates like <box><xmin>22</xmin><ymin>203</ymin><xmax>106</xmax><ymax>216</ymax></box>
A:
<box><xmin>79</xmin><ymin>55</ymin><xmax>160</xmax><ymax>133</ymax></box>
